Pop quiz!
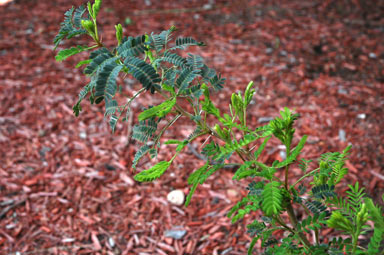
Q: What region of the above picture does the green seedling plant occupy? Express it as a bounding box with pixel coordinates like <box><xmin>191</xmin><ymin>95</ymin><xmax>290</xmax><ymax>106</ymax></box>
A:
<box><xmin>54</xmin><ymin>1</ymin><xmax>384</xmax><ymax>254</ymax></box>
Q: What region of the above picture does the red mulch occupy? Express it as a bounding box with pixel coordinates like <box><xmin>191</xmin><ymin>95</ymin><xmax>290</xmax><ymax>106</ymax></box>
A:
<box><xmin>0</xmin><ymin>0</ymin><xmax>383</xmax><ymax>254</ymax></box>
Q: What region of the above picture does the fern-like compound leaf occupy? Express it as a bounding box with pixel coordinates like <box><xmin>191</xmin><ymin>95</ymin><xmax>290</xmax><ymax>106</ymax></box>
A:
<box><xmin>170</xmin><ymin>37</ymin><xmax>206</xmax><ymax>50</ymax></box>
<box><xmin>305</xmin><ymin>200</ymin><xmax>328</xmax><ymax>215</ymax></box>
<box><xmin>104</xmin><ymin>99</ymin><xmax>118</xmax><ymax>116</ymax></box>
<box><xmin>175</xmin><ymin>68</ymin><xmax>200</xmax><ymax>92</ymax></box>
<box><xmin>84</xmin><ymin>52</ymin><xmax>114</xmax><ymax>75</ymax></box>
<box><xmin>134</xmin><ymin>161</ymin><xmax>170</xmax><ymax>182</ymax></box>
<box><xmin>72</xmin><ymin>78</ymin><xmax>97</xmax><ymax>116</ymax></box>
<box><xmin>109</xmin><ymin>114</ymin><xmax>118</xmax><ymax>133</ymax></box>
<box><xmin>124</xmin><ymin>56</ymin><xmax>161</xmax><ymax>93</ymax></box>
<box><xmin>53</xmin><ymin>6</ymin><xmax>89</xmax><ymax>49</ymax></box>
<box><xmin>254</xmin><ymin>136</ymin><xmax>271</xmax><ymax>160</ymax></box>
<box><xmin>155</xmin><ymin>51</ymin><xmax>187</xmax><ymax>68</ymax></box>
<box><xmin>312</xmin><ymin>184</ymin><xmax>336</xmax><ymax>199</ymax></box>
<box><xmin>132</xmin><ymin>145</ymin><xmax>150</xmax><ymax>169</ymax></box>
<box><xmin>138</xmin><ymin>98</ymin><xmax>176</xmax><ymax>121</ymax></box>
<box><xmin>186</xmin><ymin>53</ymin><xmax>204</xmax><ymax>70</ymax></box>
<box><xmin>262</xmin><ymin>181</ymin><xmax>282</xmax><ymax>216</ymax></box>
<box><xmin>209</xmin><ymin>74</ymin><xmax>226</xmax><ymax>90</ymax></box>
<box><xmin>117</xmin><ymin>35</ymin><xmax>147</xmax><ymax>57</ymax></box>
<box><xmin>132</xmin><ymin>119</ymin><xmax>158</xmax><ymax>143</ymax></box>
<box><xmin>94</xmin><ymin>60</ymin><xmax>123</xmax><ymax>103</ymax></box>
<box><xmin>55</xmin><ymin>45</ymin><xmax>92</xmax><ymax>62</ymax></box>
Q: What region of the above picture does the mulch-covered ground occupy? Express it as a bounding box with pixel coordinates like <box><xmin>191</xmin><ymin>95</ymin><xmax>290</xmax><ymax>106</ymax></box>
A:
<box><xmin>0</xmin><ymin>0</ymin><xmax>383</xmax><ymax>254</ymax></box>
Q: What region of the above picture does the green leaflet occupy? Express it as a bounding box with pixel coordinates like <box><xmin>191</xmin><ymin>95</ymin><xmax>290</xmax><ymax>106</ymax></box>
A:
<box><xmin>274</xmin><ymin>135</ymin><xmax>307</xmax><ymax>168</ymax></box>
<box><xmin>185</xmin><ymin>163</ymin><xmax>209</xmax><ymax>207</ymax></box>
<box><xmin>55</xmin><ymin>45</ymin><xmax>94</xmax><ymax>62</ymax></box>
<box><xmin>53</xmin><ymin>6</ymin><xmax>89</xmax><ymax>49</ymax></box>
<box><xmin>76</xmin><ymin>59</ymin><xmax>92</xmax><ymax>68</ymax></box>
<box><xmin>138</xmin><ymin>98</ymin><xmax>176</xmax><ymax>121</ymax></box>
<box><xmin>132</xmin><ymin>119</ymin><xmax>158</xmax><ymax>143</ymax></box>
<box><xmin>92</xmin><ymin>0</ymin><xmax>102</xmax><ymax>18</ymax></box>
<box><xmin>117</xmin><ymin>35</ymin><xmax>147</xmax><ymax>57</ymax></box>
<box><xmin>327</xmin><ymin>211</ymin><xmax>353</xmax><ymax>232</ymax></box>
<box><xmin>132</xmin><ymin>145</ymin><xmax>150</xmax><ymax>169</ymax></box>
<box><xmin>154</xmin><ymin>51</ymin><xmax>187</xmax><ymax>68</ymax></box>
<box><xmin>170</xmin><ymin>37</ymin><xmax>205</xmax><ymax>51</ymax></box>
<box><xmin>254</xmin><ymin>136</ymin><xmax>271</xmax><ymax>160</ymax></box>
<box><xmin>186</xmin><ymin>53</ymin><xmax>204</xmax><ymax>70</ymax></box>
<box><xmin>123</xmin><ymin>56</ymin><xmax>161</xmax><ymax>93</ymax></box>
<box><xmin>134</xmin><ymin>161</ymin><xmax>170</xmax><ymax>182</ymax></box>
<box><xmin>262</xmin><ymin>181</ymin><xmax>282</xmax><ymax>216</ymax></box>
<box><xmin>94</xmin><ymin>61</ymin><xmax>123</xmax><ymax>102</ymax></box>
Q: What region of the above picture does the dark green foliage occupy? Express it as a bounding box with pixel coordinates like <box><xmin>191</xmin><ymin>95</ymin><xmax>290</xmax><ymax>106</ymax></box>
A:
<box><xmin>84</xmin><ymin>52</ymin><xmax>114</xmax><ymax>75</ymax></box>
<box><xmin>247</xmin><ymin>220</ymin><xmax>266</xmax><ymax>236</ymax></box>
<box><xmin>53</xmin><ymin>6</ymin><xmax>89</xmax><ymax>49</ymax></box>
<box><xmin>312</xmin><ymin>184</ymin><xmax>336</xmax><ymax>199</ymax></box>
<box><xmin>209</xmin><ymin>73</ymin><xmax>226</xmax><ymax>90</ymax></box>
<box><xmin>155</xmin><ymin>51</ymin><xmax>187</xmax><ymax>68</ymax></box>
<box><xmin>94</xmin><ymin>61</ymin><xmax>123</xmax><ymax>102</ymax></box>
<box><xmin>175</xmin><ymin>68</ymin><xmax>200</xmax><ymax>92</ymax></box>
<box><xmin>124</xmin><ymin>56</ymin><xmax>161</xmax><ymax>93</ymax></box>
<box><xmin>132</xmin><ymin>119</ymin><xmax>158</xmax><ymax>143</ymax></box>
<box><xmin>305</xmin><ymin>200</ymin><xmax>328</xmax><ymax>215</ymax></box>
<box><xmin>132</xmin><ymin>145</ymin><xmax>150</xmax><ymax>169</ymax></box>
<box><xmin>171</xmin><ymin>37</ymin><xmax>205</xmax><ymax>50</ymax></box>
<box><xmin>186</xmin><ymin>53</ymin><xmax>204</xmax><ymax>70</ymax></box>
<box><xmin>117</xmin><ymin>35</ymin><xmax>147</xmax><ymax>57</ymax></box>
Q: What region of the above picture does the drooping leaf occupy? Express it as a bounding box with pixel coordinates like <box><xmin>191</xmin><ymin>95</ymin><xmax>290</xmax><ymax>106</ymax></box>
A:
<box><xmin>132</xmin><ymin>119</ymin><xmax>158</xmax><ymax>143</ymax></box>
<box><xmin>155</xmin><ymin>51</ymin><xmax>187</xmax><ymax>68</ymax></box>
<box><xmin>132</xmin><ymin>145</ymin><xmax>150</xmax><ymax>169</ymax></box>
<box><xmin>170</xmin><ymin>37</ymin><xmax>205</xmax><ymax>50</ymax></box>
<box><xmin>138</xmin><ymin>98</ymin><xmax>176</xmax><ymax>121</ymax></box>
<box><xmin>94</xmin><ymin>60</ymin><xmax>123</xmax><ymax>102</ymax></box>
<box><xmin>175</xmin><ymin>68</ymin><xmax>200</xmax><ymax>92</ymax></box>
<box><xmin>84</xmin><ymin>52</ymin><xmax>114</xmax><ymax>75</ymax></box>
<box><xmin>134</xmin><ymin>161</ymin><xmax>170</xmax><ymax>182</ymax></box>
<box><xmin>209</xmin><ymin>73</ymin><xmax>226</xmax><ymax>90</ymax></box>
<box><xmin>109</xmin><ymin>114</ymin><xmax>118</xmax><ymax>133</ymax></box>
<box><xmin>53</xmin><ymin>6</ymin><xmax>89</xmax><ymax>49</ymax></box>
<box><xmin>117</xmin><ymin>35</ymin><xmax>147</xmax><ymax>57</ymax></box>
<box><xmin>186</xmin><ymin>53</ymin><xmax>204</xmax><ymax>70</ymax></box>
<box><xmin>124</xmin><ymin>56</ymin><xmax>161</xmax><ymax>93</ymax></box>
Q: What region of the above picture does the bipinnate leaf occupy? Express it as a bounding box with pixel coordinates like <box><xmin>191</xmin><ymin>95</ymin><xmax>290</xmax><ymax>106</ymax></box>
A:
<box><xmin>134</xmin><ymin>161</ymin><xmax>170</xmax><ymax>182</ymax></box>
<box><xmin>138</xmin><ymin>98</ymin><xmax>176</xmax><ymax>121</ymax></box>
<box><xmin>262</xmin><ymin>181</ymin><xmax>282</xmax><ymax>216</ymax></box>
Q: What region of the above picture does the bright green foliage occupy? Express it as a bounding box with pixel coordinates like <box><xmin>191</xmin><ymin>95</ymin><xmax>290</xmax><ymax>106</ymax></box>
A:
<box><xmin>133</xmin><ymin>161</ymin><xmax>170</xmax><ymax>182</ymax></box>
<box><xmin>274</xmin><ymin>135</ymin><xmax>307</xmax><ymax>168</ymax></box>
<box><xmin>55</xmin><ymin>45</ymin><xmax>94</xmax><ymax>61</ymax></box>
<box><xmin>55</xmin><ymin>2</ymin><xmax>383</xmax><ymax>254</ymax></box>
<box><xmin>138</xmin><ymin>98</ymin><xmax>176</xmax><ymax>121</ymax></box>
<box><xmin>262</xmin><ymin>181</ymin><xmax>282</xmax><ymax>216</ymax></box>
